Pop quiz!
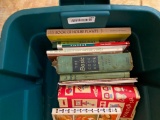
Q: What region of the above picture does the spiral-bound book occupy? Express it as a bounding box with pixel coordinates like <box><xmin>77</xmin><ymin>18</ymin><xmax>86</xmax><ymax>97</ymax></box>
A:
<box><xmin>52</xmin><ymin>107</ymin><xmax>122</xmax><ymax>120</ymax></box>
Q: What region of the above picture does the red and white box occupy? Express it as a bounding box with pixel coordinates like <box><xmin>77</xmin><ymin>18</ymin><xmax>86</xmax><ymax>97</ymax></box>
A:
<box><xmin>58</xmin><ymin>85</ymin><xmax>140</xmax><ymax>120</ymax></box>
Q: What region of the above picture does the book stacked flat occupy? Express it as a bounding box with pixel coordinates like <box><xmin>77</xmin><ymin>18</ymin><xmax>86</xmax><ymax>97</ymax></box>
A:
<box><xmin>52</xmin><ymin>108</ymin><xmax>122</xmax><ymax>120</ymax></box>
<box><xmin>46</xmin><ymin>27</ymin><xmax>140</xmax><ymax>120</ymax></box>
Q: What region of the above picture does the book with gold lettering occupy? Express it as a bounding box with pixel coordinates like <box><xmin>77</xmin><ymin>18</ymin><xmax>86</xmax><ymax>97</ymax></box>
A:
<box><xmin>46</xmin><ymin>28</ymin><xmax>131</xmax><ymax>42</ymax></box>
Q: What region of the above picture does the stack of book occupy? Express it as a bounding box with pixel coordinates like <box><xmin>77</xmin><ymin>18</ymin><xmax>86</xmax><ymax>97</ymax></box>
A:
<box><xmin>46</xmin><ymin>27</ymin><xmax>140</xmax><ymax>120</ymax></box>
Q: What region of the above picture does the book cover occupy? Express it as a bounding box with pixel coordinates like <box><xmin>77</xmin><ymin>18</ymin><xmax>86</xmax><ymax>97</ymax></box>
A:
<box><xmin>53</xmin><ymin>53</ymin><xmax>133</xmax><ymax>74</ymax></box>
<box><xmin>58</xmin><ymin>85</ymin><xmax>140</xmax><ymax>120</ymax></box>
<box><xmin>60</xmin><ymin>72</ymin><xmax>130</xmax><ymax>81</ymax></box>
<box><xmin>46</xmin><ymin>28</ymin><xmax>131</xmax><ymax>42</ymax></box>
<box><xmin>58</xmin><ymin>78</ymin><xmax>138</xmax><ymax>86</ymax></box>
<box><xmin>52</xmin><ymin>108</ymin><xmax>122</xmax><ymax>120</ymax></box>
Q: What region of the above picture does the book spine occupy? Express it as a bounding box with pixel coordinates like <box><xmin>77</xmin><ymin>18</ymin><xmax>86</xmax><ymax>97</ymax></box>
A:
<box><xmin>57</xmin><ymin>43</ymin><xmax>95</xmax><ymax>50</ymax></box>
<box><xmin>47</xmin><ymin>28</ymin><xmax>131</xmax><ymax>35</ymax></box>
<box><xmin>46</xmin><ymin>28</ymin><xmax>131</xmax><ymax>41</ymax></box>
<box><xmin>58</xmin><ymin>81</ymin><xmax>137</xmax><ymax>86</ymax></box>
<box><xmin>56</xmin><ymin>53</ymin><xmax>133</xmax><ymax>74</ymax></box>
<box><xmin>52</xmin><ymin>41</ymin><xmax>98</xmax><ymax>49</ymax></box>
<box><xmin>60</xmin><ymin>72</ymin><xmax>130</xmax><ymax>81</ymax></box>
<box><xmin>52</xmin><ymin>107</ymin><xmax>122</xmax><ymax>114</ymax></box>
<box><xmin>47</xmin><ymin>47</ymin><xmax>123</xmax><ymax>57</ymax></box>
<box><xmin>53</xmin><ymin>41</ymin><xmax>130</xmax><ymax>50</ymax></box>
<box><xmin>58</xmin><ymin>82</ymin><xmax>135</xmax><ymax>86</ymax></box>
<box><xmin>62</xmin><ymin>46</ymin><xmax>128</xmax><ymax>51</ymax></box>
<box><xmin>58</xmin><ymin>78</ymin><xmax>138</xmax><ymax>86</ymax></box>
<box><xmin>58</xmin><ymin>41</ymin><xmax>98</xmax><ymax>44</ymax></box>
<box><xmin>95</xmin><ymin>41</ymin><xmax>130</xmax><ymax>46</ymax></box>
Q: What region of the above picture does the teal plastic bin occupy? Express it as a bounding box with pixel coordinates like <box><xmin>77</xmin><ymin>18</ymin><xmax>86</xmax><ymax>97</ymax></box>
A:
<box><xmin>0</xmin><ymin>3</ymin><xmax>160</xmax><ymax>120</ymax></box>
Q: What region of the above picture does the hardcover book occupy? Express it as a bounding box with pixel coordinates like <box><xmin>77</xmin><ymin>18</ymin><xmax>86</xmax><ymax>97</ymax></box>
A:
<box><xmin>46</xmin><ymin>27</ymin><xmax>131</xmax><ymax>42</ymax></box>
<box><xmin>58</xmin><ymin>85</ymin><xmax>140</xmax><ymax>120</ymax></box>
<box><xmin>52</xmin><ymin>107</ymin><xmax>122</xmax><ymax>120</ymax></box>
<box><xmin>53</xmin><ymin>53</ymin><xmax>133</xmax><ymax>74</ymax></box>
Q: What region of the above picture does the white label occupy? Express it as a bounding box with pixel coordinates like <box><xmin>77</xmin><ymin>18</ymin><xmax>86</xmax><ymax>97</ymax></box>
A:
<box><xmin>68</xmin><ymin>16</ymin><xmax>95</xmax><ymax>24</ymax></box>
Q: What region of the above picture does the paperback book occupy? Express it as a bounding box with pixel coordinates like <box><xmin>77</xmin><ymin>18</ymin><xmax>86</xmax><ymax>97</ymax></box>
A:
<box><xmin>52</xmin><ymin>41</ymin><xmax>130</xmax><ymax>50</ymax></box>
<box><xmin>52</xmin><ymin>107</ymin><xmax>122</xmax><ymax>120</ymax></box>
<box><xmin>58</xmin><ymin>78</ymin><xmax>138</xmax><ymax>86</ymax></box>
<box><xmin>58</xmin><ymin>85</ymin><xmax>140</xmax><ymax>120</ymax></box>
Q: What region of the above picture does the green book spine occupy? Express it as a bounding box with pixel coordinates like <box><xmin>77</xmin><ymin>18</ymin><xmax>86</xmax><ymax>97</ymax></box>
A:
<box><xmin>60</xmin><ymin>72</ymin><xmax>130</xmax><ymax>81</ymax></box>
<box><xmin>56</xmin><ymin>52</ymin><xmax>133</xmax><ymax>74</ymax></box>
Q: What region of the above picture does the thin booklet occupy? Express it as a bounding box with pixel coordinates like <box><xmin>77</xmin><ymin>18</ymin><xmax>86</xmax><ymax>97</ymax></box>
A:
<box><xmin>52</xmin><ymin>107</ymin><xmax>122</xmax><ymax>120</ymax></box>
<box><xmin>58</xmin><ymin>78</ymin><xmax>138</xmax><ymax>86</ymax></box>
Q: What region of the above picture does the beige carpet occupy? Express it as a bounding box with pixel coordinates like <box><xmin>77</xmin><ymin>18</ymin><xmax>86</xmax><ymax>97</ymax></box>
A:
<box><xmin>0</xmin><ymin>0</ymin><xmax>59</xmax><ymax>35</ymax></box>
<box><xmin>110</xmin><ymin>0</ymin><xmax>142</xmax><ymax>5</ymax></box>
<box><xmin>0</xmin><ymin>0</ymin><xmax>159</xmax><ymax>35</ymax></box>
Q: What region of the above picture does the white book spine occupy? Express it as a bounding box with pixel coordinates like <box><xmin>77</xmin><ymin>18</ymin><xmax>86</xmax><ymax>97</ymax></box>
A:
<box><xmin>47</xmin><ymin>47</ymin><xmax>123</xmax><ymax>56</ymax></box>
<box><xmin>62</xmin><ymin>45</ymin><xmax>128</xmax><ymax>50</ymax></box>
<box><xmin>52</xmin><ymin>107</ymin><xmax>121</xmax><ymax>115</ymax></box>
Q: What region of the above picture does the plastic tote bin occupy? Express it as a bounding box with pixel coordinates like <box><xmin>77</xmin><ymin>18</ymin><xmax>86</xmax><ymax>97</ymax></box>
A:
<box><xmin>0</xmin><ymin>2</ymin><xmax>160</xmax><ymax>120</ymax></box>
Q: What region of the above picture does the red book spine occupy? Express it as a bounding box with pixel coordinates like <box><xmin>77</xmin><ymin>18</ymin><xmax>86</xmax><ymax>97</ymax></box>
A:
<box><xmin>95</xmin><ymin>41</ymin><xmax>130</xmax><ymax>46</ymax></box>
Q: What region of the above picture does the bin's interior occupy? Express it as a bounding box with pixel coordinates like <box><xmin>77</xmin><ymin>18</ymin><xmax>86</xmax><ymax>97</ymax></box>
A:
<box><xmin>0</xmin><ymin>5</ymin><xmax>160</xmax><ymax>120</ymax></box>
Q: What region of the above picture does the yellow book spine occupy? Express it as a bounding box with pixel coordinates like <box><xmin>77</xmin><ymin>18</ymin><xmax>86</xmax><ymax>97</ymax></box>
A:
<box><xmin>46</xmin><ymin>28</ymin><xmax>131</xmax><ymax>42</ymax></box>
